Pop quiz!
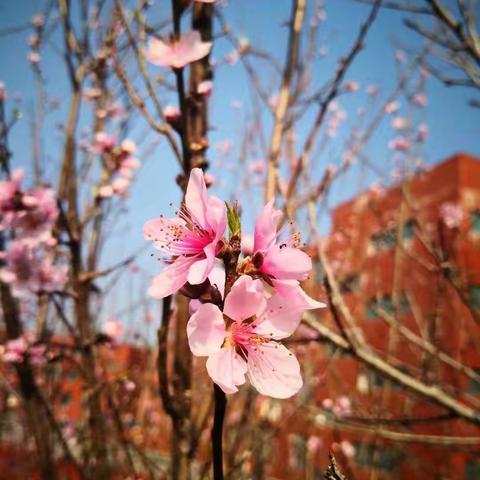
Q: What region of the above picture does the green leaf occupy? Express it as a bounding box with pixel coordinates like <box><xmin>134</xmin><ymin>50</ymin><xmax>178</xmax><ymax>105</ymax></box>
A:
<box><xmin>225</xmin><ymin>201</ymin><xmax>241</xmax><ymax>238</ymax></box>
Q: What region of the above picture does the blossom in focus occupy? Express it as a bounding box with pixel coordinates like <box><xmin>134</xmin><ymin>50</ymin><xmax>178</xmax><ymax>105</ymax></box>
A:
<box><xmin>145</xmin><ymin>31</ymin><xmax>212</xmax><ymax>69</ymax></box>
<box><xmin>244</xmin><ymin>200</ymin><xmax>326</xmax><ymax>310</ymax></box>
<box><xmin>144</xmin><ymin>168</ymin><xmax>226</xmax><ymax>298</ymax></box>
<box><xmin>186</xmin><ymin>275</ymin><xmax>304</xmax><ymax>398</ymax></box>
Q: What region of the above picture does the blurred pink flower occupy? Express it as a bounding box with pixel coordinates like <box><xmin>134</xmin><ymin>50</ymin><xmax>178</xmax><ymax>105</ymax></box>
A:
<box><xmin>440</xmin><ymin>202</ymin><xmax>464</xmax><ymax>229</ymax></box>
<box><xmin>416</xmin><ymin>123</ymin><xmax>428</xmax><ymax>142</ymax></box>
<box><xmin>332</xmin><ymin>395</ymin><xmax>352</xmax><ymax>417</ymax></box>
<box><xmin>187</xmin><ymin>275</ymin><xmax>304</xmax><ymax>398</ymax></box>
<box><xmin>31</xmin><ymin>14</ymin><xmax>45</xmax><ymax>28</ymax></box>
<box><xmin>27</xmin><ymin>52</ymin><xmax>41</xmax><ymax>64</ymax></box>
<box><xmin>388</xmin><ymin>136</ymin><xmax>410</xmax><ymax>152</ymax></box>
<box><xmin>197</xmin><ymin>80</ymin><xmax>213</xmax><ymax>96</ymax></box>
<box><xmin>102</xmin><ymin>318</ymin><xmax>123</xmax><ymax>340</ymax></box>
<box><xmin>2</xmin><ymin>337</ymin><xmax>28</xmax><ymax>363</ymax></box>
<box><xmin>339</xmin><ymin>440</ymin><xmax>356</xmax><ymax>458</ymax></box>
<box><xmin>384</xmin><ymin>101</ymin><xmax>400</xmax><ymax>114</ymax></box>
<box><xmin>307</xmin><ymin>435</ymin><xmax>323</xmax><ymax>454</ymax></box>
<box><xmin>144</xmin><ymin>168</ymin><xmax>226</xmax><ymax>298</ymax></box>
<box><xmin>413</xmin><ymin>93</ymin><xmax>427</xmax><ymax>108</ymax></box>
<box><xmin>345</xmin><ymin>80</ymin><xmax>359</xmax><ymax>92</ymax></box>
<box><xmin>145</xmin><ymin>31</ymin><xmax>212</xmax><ymax>69</ymax></box>
<box><xmin>249</xmin><ymin>160</ymin><xmax>265</xmax><ymax>174</ymax></box>
<box><xmin>391</xmin><ymin>117</ymin><xmax>408</xmax><ymax>130</ymax></box>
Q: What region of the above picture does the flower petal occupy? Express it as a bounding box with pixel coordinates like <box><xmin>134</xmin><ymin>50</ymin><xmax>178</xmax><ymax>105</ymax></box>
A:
<box><xmin>247</xmin><ymin>343</ymin><xmax>302</xmax><ymax>399</ymax></box>
<box><xmin>253</xmin><ymin>294</ymin><xmax>305</xmax><ymax>340</ymax></box>
<box><xmin>207</xmin><ymin>258</ymin><xmax>226</xmax><ymax>299</ymax></box>
<box><xmin>144</xmin><ymin>217</ymin><xmax>187</xmax><ymax>253</ymax></box>
<box><xmin>187</xmin><ymin>303</ymin><xmax>226</xmax><ymax>356</ymax></box>
<box><xmin>185</xmin><ymin>168</ymin><xmax>209</xmax><ymax>229</ymax></box>
<box><xmin>205</xmin><ymin>195</ymin><xmax>227</xmax><ymax>238</ymax></box>
<box><xmin>206</xmin><ymin>347</ymin><xmax>248</xmax><ymax>394</ymax></box>
<box><xmin>262</xmin><ymin>246</ymin><xmax>312</xmax><ymax>280</ymax></box>
<box><xmin>272</xmin><ymin>279</ymin><xmax>326</xmax><ymax>310</ymax></box>
<box><xmin>148</xmin><ymin>256</ymin><xmax>197</xmax><ymax>299</ymax></box>
<box><xmin>223</xmin><ymin>275</ymin><xmax>266</xmax><ymax>322</ymax></box>
<box><xmin>187</xmin><ymin>242</ymin><xmax>216</xmax><ymax>285</ymax></box>
<box><xmin>253</xmin><ymin>200</ymin><xmax>282</xmax><ymax>252</ymax></box>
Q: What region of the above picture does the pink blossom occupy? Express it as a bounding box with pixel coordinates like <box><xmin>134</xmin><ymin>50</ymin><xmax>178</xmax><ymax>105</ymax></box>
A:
<box><xmin>391</xmin><ymin>117</ymin><xmax>408</xmax><ymax>130</ymax></box>
<box><xmin>416</xmin><ymin>123</ymin><xmax>428</xmax><ymax>142</ymax></box>
<box><xmin>307</xmin><ymin>436</ymin><xmax>323</xmax><ymax>454</ymax></box>
<box><xmin>247</xmin><ymin>200</ymin><xmax>326</xmax><ymax>310</ymax></box>
<box><xmin>241</xmin><ymin>234</ymin><xmax>254</xmax><ymax>257</ymax></box>
<box><xmin>339</xmin><ymin>440</ymin><xmax>355</xmax><ymax>458</ymax></box>
<box><xmin>332</xmin><ymin>395</ymin><xmax>352</xmax><ymax>418</ymax></box>
<box><xmin>225</xmin><ymin>50</ymin><xmax>240</xmax><ymax>65</ymax></box>
<box><xmin>102</xmin><ymin>318</ymin><xmax>123</xmax><ymax>340</ymax></box>
<box><xmin>197</xmin><ymin>80</ymin><xmax>213</xmax><ymax>96</ymax></box>
<box><xmin>0</xmin><ymin>82</ymin><xmax>5</xmax><ymax>101</ymax></box>
<box><xmin>31</xmin><ymin>14</ymin><xmax>45</xmax><ymax>28</ymax></box>
<box><xmin>388</xmin><ymin>136</ymin><xmax>410</xmax><ymax>152</ymax></box>
<box><xmin>98</xmin><ymin>185</ymin><xmax>114</xmax><ymax>198</ymax></box>
<box><xmin>144</xmin><ymin>168</ymin><xmax>226</xmax><ymax>299</ymax></box>
<box><xmin>344</xmin><ymin>81</ymin><xmax>359</xmax><ymax>92</ymax></box>
<box><xmin>187</xmin><ymin>275</ymin><xmax>304</xmax><ymax>398</ymax></box>
<box><xmin>94</xmin><ymin>132</ymin><xmax>116</xmax><ymax>153</ymax></box>
<box><xmin>440</xmin><ymin>202</ymin><xmax>464</xmax><ymax>229</ymax></box>
<box><xmin>29</xmin><ymin>344</ymin><xmax>46</xmax><ymax>366</ymax></box>
<box><xmin>413</xmin><ymin>93</ymin><xmax>427</xmax><ymax>108</ymax></box>
<box><xmin>145</xmin><ymin>31</ymin><xmax>212</xmax><ymax>69</ymax></box>
<box><xmin>384</xmin><ymin>101</ymin><xmax>400</xmax><ymax>114</ymax></box>
<box><xmin>2</xmin><ymin>337</ymin><xmax>28</xmax><ymax>363</ymax></box>
<box><xmin>83</xmin><ymin>88</ymin><xmax>102</xmax><ymax>102</ymax></box>
<box><xmin>120</xmin><ymin>139</ymin><xmax>137</xmax><ymax>155</ymax></box>
<box><xmin>0</xmin><ymin>241</ymin><xmax>67</xmax><ymax>296</ymax></box>
<box><xmin>249</xmin><ymin>160</ymin><xmax>265</xmax><ymax>174</ymax></box>
<box><xmin>322</xmin><ymin>398</ymin><xmax>334</xmax><ymax>410</ymax></box>
<box><xmin>27</xmin><ymin>52</ymin><xmax>41</xmax><ymax>64</ymax></box>
<box><xmin>111</xmin><ymin>177</ymin><xmax>130</xmax><ymax>197</ymax></box>
<box><xmin>164</xmin><ymin>105</ymin><xmax>181</xmax><ymax>120</ymax></box>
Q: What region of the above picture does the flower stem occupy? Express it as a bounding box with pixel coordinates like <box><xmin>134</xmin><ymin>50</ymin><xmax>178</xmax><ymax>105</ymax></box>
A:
<box><xmin>211</xmin><ymin>383</ymin><xmax>227</xmax><ymax>480</ymax></box>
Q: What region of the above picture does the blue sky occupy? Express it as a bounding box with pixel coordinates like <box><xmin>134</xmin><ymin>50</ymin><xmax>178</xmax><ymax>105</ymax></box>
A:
<box><xmin>1</xmin><ymin>0</ymin><xmax>479</xmax><ymax>334</ymax></box>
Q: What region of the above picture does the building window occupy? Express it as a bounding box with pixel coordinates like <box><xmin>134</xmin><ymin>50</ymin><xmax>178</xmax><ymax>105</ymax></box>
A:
<box><xmin>467</xmin><ymin>285</ymin><xmax>480</xmax><ymax>310</ymax></box>
<box><xmin>355</xmin><ymin>443</ymin><xmax>403</xmax><ymax>470</ymax></box>
<box><xmin>370</xmin><ymin>229</ymin><xmax>397</xmax><ymax>252</ymax></box>
<box><xmin>402</xmin><ymin>219</ymin><xmax>416</xmax><ymax>240</ymax></box>
<box><xmin>471</xmin><ymin>211</ymin><xmax>480</xmax><ymax>235</ymax></box>
<box><xmin>289</xmin><ymin>434</ymin><xmax>306</xmax><ymax>470</ymax></box>
<box><xmin>468</xmin><ymin>369</ymin><xmax>480</xmax><ymax>395</ymax></box>
<box><xmin>366</xmin><ymin>293</ymin><xmax>409</xmax><ymax>320</ymax></box>
<box><xmin>340</xmin><ymin>274</ymin><xmax>359</xmax><ymax>293</ymax></box>
<box><xmin>465</xmin><ymin>459</ymin><xmax>480</xmax><ymax>479</ymax></box>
